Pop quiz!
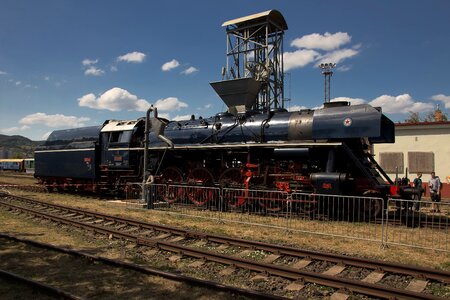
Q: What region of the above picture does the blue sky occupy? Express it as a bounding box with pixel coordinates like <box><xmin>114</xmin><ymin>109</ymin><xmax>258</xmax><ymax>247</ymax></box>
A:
<box><xmin>1</xmin><ymin>0</ymin><xmax>450</xmax><ymax>140</ymax></box>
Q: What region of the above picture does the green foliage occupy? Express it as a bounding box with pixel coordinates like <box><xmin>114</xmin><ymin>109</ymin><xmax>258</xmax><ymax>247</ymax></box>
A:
<box><xmin>0</xmin><ymin>134</ymin><xmax>43</xmax><ymax>158</ymax></box>
<box><xmin>405</xmin><ymin>110</ymin><xmax>448</xmax><ymax>123</ymax></box>
<box><xmin>405</xmin><ymin>111</ymin><xmax>421</xmax><ymax>123</ymax></box>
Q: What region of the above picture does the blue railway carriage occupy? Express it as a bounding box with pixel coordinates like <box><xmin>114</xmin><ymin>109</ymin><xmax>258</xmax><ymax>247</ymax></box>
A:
<box><xmin>0</xmin><ymin>159</ymin><xmax>25</xmax><ymax>171</ymax></box>
<box><xmin>34</xmin><ymin>119</ymin><xmax>144</xmax><ymax>193</ymax></box>
<box><xmin>0</xmin><ymin>158</ymin><xmax>34</xmax><ymax>172</ymax></box>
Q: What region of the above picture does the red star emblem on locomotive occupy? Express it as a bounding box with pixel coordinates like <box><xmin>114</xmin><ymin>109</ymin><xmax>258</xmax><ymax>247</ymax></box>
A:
<box><xmin>343</xmin><ymin>118</ymin><xmax>352</xmax><ymax>126</ymax></box>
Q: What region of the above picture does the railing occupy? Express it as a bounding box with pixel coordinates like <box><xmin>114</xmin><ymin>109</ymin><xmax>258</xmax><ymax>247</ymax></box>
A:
<box><xmin>385</xmin><ymin>198</ymin><xmax>449</xmax><ymax>252</ymax></box>
<box><xmin>126</xmin><ymin>183</ymin><xmax>449</xmax><ymax>252</ymax></box>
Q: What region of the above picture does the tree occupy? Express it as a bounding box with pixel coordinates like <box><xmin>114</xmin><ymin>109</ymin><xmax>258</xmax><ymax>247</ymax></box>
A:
<box><xmin>405</xmin><ymin>111</ymin><xmax>421</xmax><ymax>123</ymax></box>
<box><xmin>404</xmin><ymin>109</ymin><xmax>448</xmax><ymax>123</ymax></box>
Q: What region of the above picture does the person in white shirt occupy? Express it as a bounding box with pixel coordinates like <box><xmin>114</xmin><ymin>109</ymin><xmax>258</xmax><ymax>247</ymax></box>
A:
<box><xmin>428</xmin><ymin>172</ymin><xmax>441</xmax><ymax>213</ymax></box>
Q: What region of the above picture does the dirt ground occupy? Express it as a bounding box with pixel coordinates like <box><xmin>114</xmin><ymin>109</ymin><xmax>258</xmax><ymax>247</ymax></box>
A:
<box><xmin>0</xmin><ymin>210</ymin><xmax>250</xmax><ymax>300</ymax></box>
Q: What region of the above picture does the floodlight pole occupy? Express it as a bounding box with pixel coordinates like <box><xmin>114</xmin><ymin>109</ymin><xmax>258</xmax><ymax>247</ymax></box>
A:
<box><xmin>319</xmin><ymin>63</ymin><xmax>336</xmax><ymax>103</ymax></box>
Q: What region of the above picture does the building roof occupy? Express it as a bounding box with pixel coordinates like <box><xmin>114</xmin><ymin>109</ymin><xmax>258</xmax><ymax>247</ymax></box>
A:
<box><xmin>395</xmin><ymin>121</ymin><xmax>450</xmax><ymax>131</ymax></box>
<box><xmin>222</xmin><ymin>10</ymin><xmax>288</xmax><ymax>31</ymax></box>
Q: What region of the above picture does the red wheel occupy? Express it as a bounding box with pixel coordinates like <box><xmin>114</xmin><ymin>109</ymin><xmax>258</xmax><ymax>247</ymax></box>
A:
<box><xmin>257</xmin><ymin>190</ymin><xmax>288</xmax><ymax>212</ymax></box>
<box><xmin>293</xmin><ymin>193</ymin><xmax>317</xmax><ymax>214</ymax></box>
<box><xmin>186</xmin><ymin>167</ymin><xmax>215</xmax><ymax>206</ymax></box>
<box><xmin>219</xmin><ymin>168</ymin><xmax>247</xmax><ymax>208</ymax></box>
<box><xmin>160</xmin><ymin>167</ymin><xmax>183</xmax><ymax>203</ymax></box>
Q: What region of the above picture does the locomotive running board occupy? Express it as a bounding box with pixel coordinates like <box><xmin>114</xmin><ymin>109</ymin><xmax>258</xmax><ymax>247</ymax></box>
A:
<box><xmin>131</xmin><ymin>141</ymin><xmax>342</xmax><ymax>151</ymax></box>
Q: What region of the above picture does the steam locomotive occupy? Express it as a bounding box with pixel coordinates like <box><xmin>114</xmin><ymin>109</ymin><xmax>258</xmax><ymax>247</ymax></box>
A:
<box><xmin>34</xmin><ymin>9</ymin><xmax>412</xmax><ymax>217</ymax></box>
<box><xmin>35</xmin><ymin>98</ymin><xmax>401</xmax><ymax>212</ymax></box>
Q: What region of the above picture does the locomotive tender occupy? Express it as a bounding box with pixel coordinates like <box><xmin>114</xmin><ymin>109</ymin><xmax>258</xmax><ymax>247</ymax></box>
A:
<box><xmin>35</xmin><ymin>10</ymin><xmax>404</xmax><ymax>215</ymax></box>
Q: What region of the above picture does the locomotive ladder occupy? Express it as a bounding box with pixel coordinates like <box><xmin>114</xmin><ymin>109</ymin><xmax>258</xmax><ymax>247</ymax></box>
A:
<box><xmin>342</xmin><ymin>144</ymin><xmax>391</xmax><ymax>187</ymax></box>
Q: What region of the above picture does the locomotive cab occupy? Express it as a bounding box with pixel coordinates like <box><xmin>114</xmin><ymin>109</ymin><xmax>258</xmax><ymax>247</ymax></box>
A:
<box><xmin>100</xmin><ymin>120</ymin><xmax>143</xmax><ymax>169</ymax></box>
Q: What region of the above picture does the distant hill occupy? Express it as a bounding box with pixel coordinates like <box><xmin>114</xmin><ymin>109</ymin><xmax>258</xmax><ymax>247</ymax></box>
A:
<box><xmin>0</xmin><ymin>134</ymin><xmax>43</xmax><ymax>158</ymax></box>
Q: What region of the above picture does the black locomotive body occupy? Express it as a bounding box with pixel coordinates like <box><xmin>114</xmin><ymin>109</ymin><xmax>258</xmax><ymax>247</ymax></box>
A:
<box><xmin>35</xmin><ymin>120</ymin><xmax>144</xmax><ymax>193</ymax></box>
<box><xmin>146</xmin><ymin>102</ymin><xmax>396</xmax><ymax>201</ymax></box>
<box><xmin>35</xmin><ymin>101</ymin><xmax>401</xmax><ymax>208</ymax></box>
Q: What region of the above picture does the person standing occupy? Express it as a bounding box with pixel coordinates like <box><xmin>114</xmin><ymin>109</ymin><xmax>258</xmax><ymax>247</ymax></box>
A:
<box><xmin>413</xmin><ymin>173</ymin><xmax>423</xmax><ymax>211</ymax></box>
<box><xmin>428</xmin><ymin>172</ymin><xmax>441</xmax><ymax>213</ymax></box>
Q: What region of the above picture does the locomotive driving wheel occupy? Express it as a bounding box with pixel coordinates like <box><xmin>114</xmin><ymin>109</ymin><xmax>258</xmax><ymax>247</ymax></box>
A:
<box><xmin>257</xmin><ymin>190</ymin><xmax>289</xmax><ymax>213</ymax></box>
<box><xmin>159</xmin><ymin>166</ymin><xmax>183</xmax><ymax>203</ymax></box>
<box><xmin>292</xmin><ymin>192</ymin><xmax>317</xmax><ymax>215</ymax></box>
<box><xmin>186</xmin><ymin>167</ymin><xmax>215</xmax><ymax>206</ymax></box>
<box><xmin>219</xmin><ymin>168</ymin><xmax>246</xmax><ymax>209</ymax></box>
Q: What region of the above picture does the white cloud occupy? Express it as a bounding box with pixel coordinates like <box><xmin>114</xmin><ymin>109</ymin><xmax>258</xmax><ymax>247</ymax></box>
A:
<box><xmin>337</xmin><ymin>65</ymin><xmax>352</xmax><ymax>72</ymax></box>
<box><xmin>283</xmin><ymin>49</ymin><xmax>319</xmax><ymax>71</ymax></box>
<box><xmin>0</xmin><ymin>70</ymin><xmax>7</xmax><ymax>75</ymax></box>
<box><xmin>431</xmin><ymin>94</ymin><xmax>450</xmax><ymax>109</ymax></box>
<box><xmin>44</xmin><ymin>76</ymin><xmax>50</xmax><ymax>81</ymax></box>
<box><xmin>42</xmin><ymin>131</ymin><xmax>52</xmax><ymax>140</ymax></box>
<box><xmin>154</xmin><ymin>97</ymin><xmax>188</xmax><ymax>111</ymax></box>
<box><xmin>15</xmin><ymin>81</ymin><xmax>21</xmax><ymax>86</ymax></box>
<box><xmin>78</xmin><ymin>87</ymin><xmax>151</xmax><ymax>112</ymax></box>
<box><xmin>181</xmin><ymin>66</ymin><xmax>199</xmax><ymax>75</ymax></box>
<box><xmin>196</xmin><ymin>103</ymin><xmax>212</xmax><ymax>110</ymax></box>
<box><xmin>331</xmin><ymin>97</ymin><xmax>366</xmax><ymax>105</ymax></box>
<box><xmin>82</xmin><ymin>58</ymin><xmax>98</xmax><ymax>66</ymax></box>
<box><xmin>369</xmin><ymin>94</ymin><xmax>433</xmax><ymax>114</ymax></box>
<box><xmin>291</xmin><ymin>32</ymin><xmax>351</xmax><ymax>51</ymax></box>
<box><xmin>285</xmin><ymin>31</ymin><xmax>359</xmax><ymax>71</ymax></box>
<box><xmin>117</xmin><ymin>51</ymin><xmax>146</xmax><ymax>63</ymax></box>
<box><xmin>84</xmin><ymin>66</ymin><xmax>104</xmax><ymax>76</ymax></box>
<box><xmin>19</xmin><ymin>113</ymin><xmax>90</xmax><ymax>128</ymax></box>
<box><xmin>317</xmin><ymin>48</ymin><xmax>359</xmax><ymax>65</ymax></box>
<box><xmin>0</xmin><ymin>125</ymin><xmax>30</xmax><ymax>134</ymax></box>
<box><xmin>173</xmin><ymin>114</ymin><xmax>194</xmax><ymax>121</ymax></box>
<box><xmin>288</xmin><ymin>105</ymin><xmax>308</xmax><ymax>111</ymax></box>
<box><xmin>162</xmin><ymin>59</ymin><xmax>180</xmax><ymax>71</ymax></box>
<box><xmin>156</xmin><ymin>112</ymin><xmax>170</xmax><ymax>120</ymax></box>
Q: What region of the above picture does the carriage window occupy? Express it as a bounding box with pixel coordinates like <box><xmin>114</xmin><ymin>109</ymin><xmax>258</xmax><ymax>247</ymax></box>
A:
<box><xmin>379</xmin><ymin>152</ymin><xmax>404</xmax><ymax>173</ymax></box>
<box><xmin>408</xmin><ymin>152</ymin><xmax>434</xmax><ymax>173</ymax></box>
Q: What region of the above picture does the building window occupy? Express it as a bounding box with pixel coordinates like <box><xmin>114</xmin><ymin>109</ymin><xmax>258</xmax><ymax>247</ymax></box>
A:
<box><xmin>408</xmin><ymin>152</ymin><xmax>434</xmax><ymax>173</ymax></box>
<box><xmin>379</xmin><ymin>152</ymin><xmax>404</xmax><ymax>173</ymax></box>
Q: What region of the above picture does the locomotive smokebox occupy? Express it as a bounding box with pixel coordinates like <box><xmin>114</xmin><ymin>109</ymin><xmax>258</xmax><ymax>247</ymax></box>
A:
<box><xmin>210</xmin><ymin>78</ymin><xmax>261</xmax><ymax>115</ymax></box>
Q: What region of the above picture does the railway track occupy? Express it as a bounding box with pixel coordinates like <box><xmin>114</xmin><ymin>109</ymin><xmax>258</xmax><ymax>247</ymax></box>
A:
<box><xmin>0</xmin><ymin>182</ymin><xmax>46</xmax><ymax>193</ymax></box>
<box><xmin>0</xmin><ymin>268</ymin><xmax>82</xmax><ymax>300</ymax></box>
<box><xmin>0</xmin><ymin>233</ymin><xmax>278</xmax><ymax>300</ymax></box>
<box><xmin>1</xmin><ymin>192</ymin><xmax>449</xmax><ymax>299</ymax></box>
<box><xmin>2</xmin><ymin>182</ymin><xmax>448</xmax><ymax>230</ymax></box>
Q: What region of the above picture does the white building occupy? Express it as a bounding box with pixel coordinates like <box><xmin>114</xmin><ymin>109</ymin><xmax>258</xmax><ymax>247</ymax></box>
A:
<box><xmin>373</xmin><ymin>121</ymin><xmax>450</xmax><ymax>198</ymax></box>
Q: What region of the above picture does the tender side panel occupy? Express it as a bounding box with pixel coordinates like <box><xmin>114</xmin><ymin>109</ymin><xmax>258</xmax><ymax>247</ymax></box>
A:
<box><xmin>35</xmin><ymin>149</ymin><xmax>97</xmax><ymax>179</ymax></box>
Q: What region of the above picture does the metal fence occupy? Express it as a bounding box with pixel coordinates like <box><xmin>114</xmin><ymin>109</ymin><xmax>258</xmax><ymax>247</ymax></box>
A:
<box><xmin>385</xmin><ymin>198</ymin><xmax>449</xmax><ymax>252</ymax></box>
<box><xmin>126</xmin><ymin>183</ymin><xmax>449</xmax><ymax>252</ymax></box>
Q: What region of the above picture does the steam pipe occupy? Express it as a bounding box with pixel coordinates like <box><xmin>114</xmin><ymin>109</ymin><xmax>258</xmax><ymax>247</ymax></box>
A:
<box><xmin>142</xmin><ymin>105</ymin><xmax>154</xmax><ymax>203</ymax></box>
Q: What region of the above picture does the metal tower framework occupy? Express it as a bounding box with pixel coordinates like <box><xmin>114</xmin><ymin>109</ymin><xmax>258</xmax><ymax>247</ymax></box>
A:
<box><xmin>222</xmin><ymin>10</ymin><xmax>288</xmax><ymax>111</ymax></box>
